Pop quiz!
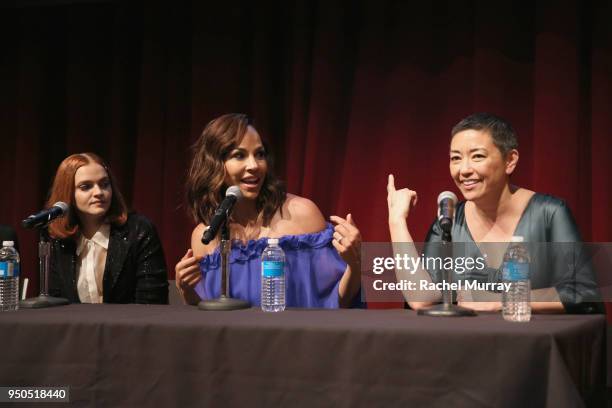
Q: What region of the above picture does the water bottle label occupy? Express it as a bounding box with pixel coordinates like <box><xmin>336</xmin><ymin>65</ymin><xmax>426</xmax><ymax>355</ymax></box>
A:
<box><xmin>502</xmin><ymin>261</ymin><xmax>529</xmax><ymax>281</ymax></box>
<box><xmin>262</xmin><ymin>261</ymin><xmax>284</xmax><ymax>278</ymax></box>
<box><xmin>0</xmin><ymin>261</ymin><xmax>15</xmax><ymax>278</ymax></box>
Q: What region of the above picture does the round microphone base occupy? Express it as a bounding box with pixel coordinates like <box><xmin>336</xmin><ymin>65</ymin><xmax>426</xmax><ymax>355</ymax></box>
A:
<box><xmin>20</xmin><ymin>295</ymin><xmax>70</xmax><ymax>309</ymax></box>
<box><xmin>198</xmin><ymin>296</ymin><xmax>251</xmax><ymax>311</ymax></box>
<box><xmin>417</xmin><ymin>303</ymin><xmax>477</xmax><ymax>317</ymax></box>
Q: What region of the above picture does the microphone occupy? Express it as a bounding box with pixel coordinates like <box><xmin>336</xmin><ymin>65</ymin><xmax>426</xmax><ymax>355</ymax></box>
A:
<box><xmin>22</xmin><ymin>202</ymin><xmax>69</xmax><ymax>229</ymax></box>
<box><xmin>437</xmin><ymin>191</ymin><xmax>457</xmax><ymax>234</ymax></box>
<box><xmin>201</xmin><ymin>186</ymin><xmax>243</xmax><ymax>244</ymax></box>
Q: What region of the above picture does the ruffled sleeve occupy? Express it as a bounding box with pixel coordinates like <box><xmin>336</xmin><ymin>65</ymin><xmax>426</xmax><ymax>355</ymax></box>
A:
<box><xmin>195</xmin><ymin>223</ymin><xmax>347</xmax><ymax>308</ymax></box>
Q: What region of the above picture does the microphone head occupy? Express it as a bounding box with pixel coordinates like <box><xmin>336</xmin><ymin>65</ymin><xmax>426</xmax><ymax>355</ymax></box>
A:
<box><xmin>225</xmin><ymin>186</ymin><xmax>243</xmax><ymax>200</ymax></box>
<box><xmin>437</xmin><ymin>191</ymin><xmax>457</xmax><ymax>205</ymax></box>
<box><xmin>53</xmin><ymin>201</ymin><xmax>69</xmax><ymax>214</ymax></box>
<box><xmin>437</xmin><ymin>191</ymin><xmax>457</xmax><ymax>235</ymax></box>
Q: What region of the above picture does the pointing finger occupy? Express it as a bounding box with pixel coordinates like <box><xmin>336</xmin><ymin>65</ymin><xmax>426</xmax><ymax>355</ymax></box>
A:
<box><xmin>387</xmin><ymin>174</ymin><xmax>396</xmax><ymax>193</ymax></box>
<box><xmin>330</xmin><ymin>215</ymin><xmax>347</xmax><ymax>225</ymax></box>
<box><xmin>331</xmin><ymin>215</ymin><xmax>359</xmax><ymax>236</ymax></box>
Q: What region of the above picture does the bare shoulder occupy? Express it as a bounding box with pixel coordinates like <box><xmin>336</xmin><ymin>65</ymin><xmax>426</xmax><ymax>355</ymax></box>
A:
<box><xmin>191</xmin><ymin>223</ymin><xmax>218</xmax><ymax>258</ymax></box>
<box><xmin>276</xmin><ymin>194</ymin><xmax>326</xmax><ymax>235</ymax></box>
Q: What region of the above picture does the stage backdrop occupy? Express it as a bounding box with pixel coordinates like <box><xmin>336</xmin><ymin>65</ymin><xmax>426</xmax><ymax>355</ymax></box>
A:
<box><xmin>1</xmin><ymin>0</ymin><xmax>611</xmax><ymax>309</ymax></box>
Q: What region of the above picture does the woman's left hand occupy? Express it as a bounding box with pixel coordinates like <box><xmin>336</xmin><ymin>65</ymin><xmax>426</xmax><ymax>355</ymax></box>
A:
<box><xmin>330</xmin><ymin>213</ymin><xmax>361</xmax><ymax>269</ymax></box>
<box><xmin>458</xmin><ymin>301</ymin><xmax>502</xmax><ymax>312</ymax></box>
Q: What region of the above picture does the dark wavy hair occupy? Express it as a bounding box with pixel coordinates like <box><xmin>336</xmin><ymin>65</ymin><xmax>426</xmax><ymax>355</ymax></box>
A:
<box><xmin>47</xmin><ymin>152</ymin><xmax>128</xmax><ymax>239</ymax></box>
<box><xmin>451</xmin><ymin>112</ymin><xmax>518</xmax><ymax>156</ymax></box>
<box><xmin>186</xmin><ymin>113</ymin><xmax>286</xmax><ymax>226</ymax></box>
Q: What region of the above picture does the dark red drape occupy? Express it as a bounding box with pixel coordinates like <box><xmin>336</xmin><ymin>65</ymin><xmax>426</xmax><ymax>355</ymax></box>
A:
<box><xmin>1</xmin><ymin>0</ymin><xmax>611</xmax><ymax>308</ymax></box>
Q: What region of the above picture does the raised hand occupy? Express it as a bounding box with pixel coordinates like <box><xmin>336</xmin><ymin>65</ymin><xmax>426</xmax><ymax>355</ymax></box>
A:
<box><xmin>387</xmin><ymin>174</ymin><xmax>418</xmax><ymax>223</ymax></box>
<box><xmin>329</xmin><ymin>213</ymin><xmax>361</xmax><ymax>269</ymax></box>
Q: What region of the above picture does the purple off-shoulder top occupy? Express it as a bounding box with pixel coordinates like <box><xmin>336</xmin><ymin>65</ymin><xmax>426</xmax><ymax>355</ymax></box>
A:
<box><xmin>194</xmin><ymin>224</ymin><xmax>346</xmax><ymax>308</ymax></box>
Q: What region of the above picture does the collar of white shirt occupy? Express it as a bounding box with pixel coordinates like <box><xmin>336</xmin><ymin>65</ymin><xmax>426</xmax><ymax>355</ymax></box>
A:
<box><xmin>76</xmin><ymin>223</ymin><xmax>111</xmax><ymax>256</ymax></box>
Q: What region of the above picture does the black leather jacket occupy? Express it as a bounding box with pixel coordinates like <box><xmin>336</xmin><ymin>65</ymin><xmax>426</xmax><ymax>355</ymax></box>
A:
<box><xmin>49</xmin><ymin>213</ymin><xmax>169</xmax><ymax>304</ymax></box>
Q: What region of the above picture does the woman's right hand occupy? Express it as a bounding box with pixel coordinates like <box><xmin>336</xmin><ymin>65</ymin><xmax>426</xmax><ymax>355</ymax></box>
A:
<box><xmin>387</xmin><ymin>174</ymin><xmax>418</xmax><ymax>224</ymax></box>
<box><xmin>175</xmin><ymin>249</ymin><xmax>202</xmax><ymax>304</ymax></box>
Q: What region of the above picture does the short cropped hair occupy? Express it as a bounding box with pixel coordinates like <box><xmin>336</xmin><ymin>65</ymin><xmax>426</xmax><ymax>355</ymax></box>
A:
<box><xmin>451</xmin><ymin>113</ymin><xmax>518</xmax><ymax>156</ymax></box>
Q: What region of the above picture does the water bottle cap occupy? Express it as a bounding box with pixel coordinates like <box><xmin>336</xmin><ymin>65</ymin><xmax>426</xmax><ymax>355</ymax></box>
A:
<box><xmin>267</xmin><ymin>238</ymin><xmax>279</xmax><ymax>245</ymax></box>
<box><xmin>511</xmin><ymin>236</ymin><xmax>524</xmax><ymax>242</ymax></box>
<box><xmin>2</xmin><ymin>241</ymin><xmax>14</xmax><ymax>247</ymax></box>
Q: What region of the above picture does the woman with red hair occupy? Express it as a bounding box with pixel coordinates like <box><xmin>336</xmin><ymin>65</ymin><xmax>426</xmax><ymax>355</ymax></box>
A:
<box><xmin>47</xmin><ymin>153</ymin><xmax>168</xmax><ymax>304</ymax></box>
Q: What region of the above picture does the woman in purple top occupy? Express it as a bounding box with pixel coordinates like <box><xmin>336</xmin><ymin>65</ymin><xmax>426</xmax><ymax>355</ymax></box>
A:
<box><xmin>175</xmin><ymin>113</ymin><xmax>362</xmax><ymax>307</ymax></box>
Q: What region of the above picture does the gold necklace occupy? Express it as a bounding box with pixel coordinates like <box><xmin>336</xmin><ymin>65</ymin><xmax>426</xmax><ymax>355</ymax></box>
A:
<box><xmin>229</xmin><ymin>213</ymin><xmax>263</xmax><ymax>242</ymax></box>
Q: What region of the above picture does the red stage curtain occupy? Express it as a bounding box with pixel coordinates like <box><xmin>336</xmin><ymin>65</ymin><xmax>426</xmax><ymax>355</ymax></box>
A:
<box><xmin>1</xmin><ymin>1</ymin><xmax>611</xmax><ymax>312</ymax></box>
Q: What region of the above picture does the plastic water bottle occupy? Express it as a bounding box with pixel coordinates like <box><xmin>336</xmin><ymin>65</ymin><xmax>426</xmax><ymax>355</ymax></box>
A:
<box><xmin>502</xmin><ymin>236</ymin><xmax>531</xmax><ymax>322</ymax></box>
<box><xmin>261</xmin><ymin>238</ymin><xmax>285</xmax><ymax>312</ymax></box>
<box><xmin>0</xmin><ymin>241</ymin><xmax>20</xmax><ymax>312</ymax></box>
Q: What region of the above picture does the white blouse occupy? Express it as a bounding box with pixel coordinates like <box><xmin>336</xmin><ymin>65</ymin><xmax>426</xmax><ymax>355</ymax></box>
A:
<box><xmin>75</xmin><ymin>224</ymin><xmax>110</xmax><ymax>303</ymax></box>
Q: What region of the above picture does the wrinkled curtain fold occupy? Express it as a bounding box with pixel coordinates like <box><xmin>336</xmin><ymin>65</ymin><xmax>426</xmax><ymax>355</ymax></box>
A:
<box><xmin>1</xmin><ymin>1</ymin><xmax>610</xmax><ymax>313</ymax></box>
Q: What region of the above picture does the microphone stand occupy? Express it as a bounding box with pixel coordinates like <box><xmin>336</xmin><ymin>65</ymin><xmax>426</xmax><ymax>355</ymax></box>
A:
<box><xmin>198</xmin><ymin>215</ymin><xmax>250</xmax><ymax>311</ymax></box>
<box><xmin>20</xmin><ymin>227</ymin><xmax>69</xmax><ymax>308</ymax></box>
<box><xmin>418</xmin><ymin>230</ymin><xmax>476</xmax><ymax>317</ymax></box>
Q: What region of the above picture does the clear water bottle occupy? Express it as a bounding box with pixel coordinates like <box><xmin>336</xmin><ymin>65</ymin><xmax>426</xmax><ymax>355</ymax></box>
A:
<box><xmin>261</xmin><ymin>238</ymin><xmax>285</xmax><ymax>312</ymax></box>
<box><xmin>0</xmin><ymin>241</ymin><xmax>20</xmax><ymax>312</ymax></box>
<box><xmin>502</xmin><ymin>236</ymin><xmax>531</xmax><ymax>322</ymax></box>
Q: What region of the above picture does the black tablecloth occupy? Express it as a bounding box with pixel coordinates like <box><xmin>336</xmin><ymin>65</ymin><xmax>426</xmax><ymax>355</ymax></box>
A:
<box><xmin>0</xmin><ymin>305</ymin><xmax>605</xmax><ymax>407</ymax></box>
